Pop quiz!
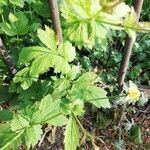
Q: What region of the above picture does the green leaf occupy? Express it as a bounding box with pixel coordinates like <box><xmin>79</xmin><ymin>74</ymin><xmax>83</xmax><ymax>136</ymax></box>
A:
<box><xmin>0</xmin><ymin>0</ymin><xmax>8</xmax><ymax>13</ymax></box>
<box><xmin>25</xmin><ymin>125</ymin><xmax>42</xmax><ymax>149</ymax></box>
<box><xmin>75</xmin><ymin>72</ymin><xmax>100</xmax><ymax>87</ymax></box>
<box><xmin>33</xmin><ymin>94</ymin><xmax>68</xmax><ymax>126</ymax></box>
<box><xmin>1</xmin><ymin>106</ymin><xmax>43</xmax><ymax>149</ymax></box>
<box><xmin>17</xmin><ymin>80</ymin><xmax>52</xmax><ymax>104</ymax></box>
<box><xmin>0</xmin><ymin>109</ymin><xmax>13</xmax><ymax>121</ymax></box>
<box><xmin>1</xmin><ymin>12</ymin><xmax>29</xmax><ymax>36</ymax></box>
<box><xmin>0</xmin><ymin>0</ymin><xmax>8</xmax><ymax>6</ymax></box>
<box><xmin>71</xmin><ymin>86</ymin><xmax>111</xmax><ymax>108</ymax></box>
<box><xmin>131</xmin><ymin>125</ymin><xmax>142</xmax><ymax>144</ymax></box>
<box><xmin>61</xmin><ymin>0</ymin><xmax>130</xmax><ymax>49</ymax></box>
<box><xmin>19</xmin><ymin>27</ymin><xmax>76</xmax><ymax>76</ymax></box>
<box><xmin>19</xmin><ymin>46</ymin><xmax>49</xmax><ymax>64</ymax></box>
<box><xmin>70</xmin><ymin>72</ymin><xmax>111</xmax><ymax>108</ymax></box>
<box><xmin>52</xmin><ymin>78</ymin><xmax>71</xmax><ymax>99</ymax></box>
<box><xmin>9</xmin><ymin>0</ymin><xmax>24</xmax><ymax>7</ymax></box>
<box><xmin>32</xmin><ymin>0</ymin><xmax>50</xmax><ymax>18</ymax></box>
<box><xmin>1</xmin><ymin>108</ymin><xmax>42</xmax><ymax>149</ymax></box>
<box><xmin>37</xmin><ymin>26</ymin><xmax>57</xmax><ymax>50</ymax></box>
<box><xmin>0</xmin><ymin>124</ymin><xmax>25</xmax><ymax>150</ymax></box>
<box><xmin>13</xmin><ymin>67</ymin><xmax>38</xmax><ymax>90</ymax></box>
<box><xmin>10</xmin><ymin>112</ymin><xmax>30</xmax><ymax>132</ymax></box>
<box><xmin>85</xmin><ymin>86</ymin><xmax>111</xmax><ymax>108</ymax></box>
<box><xmin>64</xmin><ymin>115</ymin><xmax>80</xmax><ymax>150</ymax></box>
<box><xmin>47</xmin><ymin>114</ymin><xmax>68</xmax><ymax>126</ymax></box>
<box><xmin>66</xmin><ymin>65</ymin><xmax>80</xmax><ymax>80</ymax></box>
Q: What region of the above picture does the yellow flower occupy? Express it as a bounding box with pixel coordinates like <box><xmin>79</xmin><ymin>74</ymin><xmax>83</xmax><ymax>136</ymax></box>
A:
<box><xmin>127</xmin><ymin>81</ymin><xmax>140</xmax><ymax>101</ymax></box>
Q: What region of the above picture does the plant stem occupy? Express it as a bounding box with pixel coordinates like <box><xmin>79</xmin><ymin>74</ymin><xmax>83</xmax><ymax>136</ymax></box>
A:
<box><xmin>118</xmin><ymin>0</ymin><xmax>144</xmax><ymax>87</ymax></box>
<box><xmin>86</xmin><ymin>94</ymin><xmax>126</xmax><ymax>102</ymax></box>
<box><xmin>48</xmin><ymin>0</ymin><xmax>63</xmax><ymax>44</ymax></box>
<box><xmin>74</xmin><ymin>114</ymin><xmax>108</xmax><ymax>149</ymax></box>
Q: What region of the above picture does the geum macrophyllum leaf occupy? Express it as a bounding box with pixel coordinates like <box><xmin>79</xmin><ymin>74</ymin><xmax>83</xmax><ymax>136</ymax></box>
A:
<box><xmin>6</xmin><ymin>109</ymin><xmax>42</xmax><ymax>149</ymax></box>
<box><xmin>2</xmin><ymin>94</ymin><xmax>67</xmax><ymax>149</ymax></box>
<box><xmin>66</xmin><ymin>65</ymin><xmax>80</xmax><ymax>80</ymax></box>
<box><xmin>64</xmin><ymin>115</ymin><xmax>80</xmax><ymax>150</ymax></box>
<box><xmin>19</xmin><ymin>26</ymin><xmax>76</xmax><ymax>77</ymax></box>
<box><xmin>25</xmin><ymin>124</ymin><xmax>43</xmax><ymax>148</ymax></box>
<box><xmin>0</xmin><ymin>123</ymin><xmax>25</xmax><ymax>150</ymax></box>
<box><xmin>13</xmin><ymin>67</ymin><xmax>38</xmax><ymax>90</ymax></box>
<box><xmin>10</xmin><ymin>113</ymin><xmax>42</xmax><ymax>149</ymax></box>
<box><xmin>70</xmin><ymin>72</ymin><xmax>111</xmax><ymax>108</ymax></box>
<box><xmin>60</xmin><ymin>0</ymin><xmax>130</xmax><ymax>49</ymax></box>
<box><xmin>52</xmin><ymin>78</ymin><xmax>71</xmax><ymax>99</ymax></box>
<box><xmin>33</xmin><ymin>94</ymin><xmax>68</xmax><ymax>126</ymax></box>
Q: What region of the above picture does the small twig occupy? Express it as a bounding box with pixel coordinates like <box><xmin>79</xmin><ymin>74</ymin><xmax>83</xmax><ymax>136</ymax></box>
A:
<box><xmin>0</xmin><ymin>37</ymin><xmax>17</xmax><ymax>75</ymax></box>
<box><xmin>48</xmin><ymin>0</ymin><xmax>63</xmax><ymax>44</ymax></box>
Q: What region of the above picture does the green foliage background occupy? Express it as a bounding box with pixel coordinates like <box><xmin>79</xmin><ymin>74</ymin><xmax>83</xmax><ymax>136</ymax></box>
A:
<box><xmin>0</xmin><ymin>0</ymin><xmax>149</xmax><ymax>149</ymax></box>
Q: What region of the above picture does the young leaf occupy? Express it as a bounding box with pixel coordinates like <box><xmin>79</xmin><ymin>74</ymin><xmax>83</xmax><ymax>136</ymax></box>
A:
<box><xmin>64</xmin><ymin>115</ymin><xmax>80</xmax><ymax>150</ymax></box>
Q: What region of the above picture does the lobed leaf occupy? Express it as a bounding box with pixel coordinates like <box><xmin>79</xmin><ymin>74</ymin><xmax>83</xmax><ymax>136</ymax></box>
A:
<box><xmin>19</xmin><ymin>27</ymin><xmax>76</xmax><ymax>79</ymax></box>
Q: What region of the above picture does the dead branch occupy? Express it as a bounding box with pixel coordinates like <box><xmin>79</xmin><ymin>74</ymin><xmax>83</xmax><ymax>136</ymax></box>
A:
<box><xmin>48</xmin><ymin>0</ymin><xmax>63</xmax><ymax>44</ymax></box>
<box><xmin>0</xmin><ymin>38</ymin><xmax>17</xmax><ymax>75</ymax></box>
<box><xmin>118</xmin><ymin>0</ymin><xmax>144</xmax><ymax>87</ymax></box>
